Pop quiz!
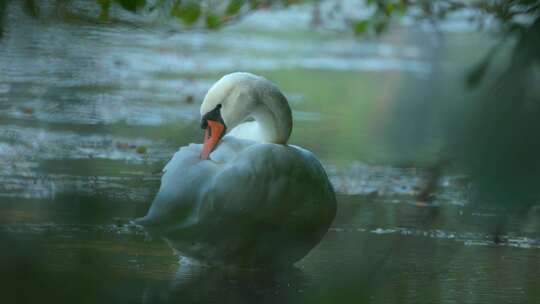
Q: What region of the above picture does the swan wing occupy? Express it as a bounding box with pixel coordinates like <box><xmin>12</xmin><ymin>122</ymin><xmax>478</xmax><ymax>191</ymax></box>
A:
<box><xmin>187</xmin><ymin>143</ymin><xmax>336</xmax><ymax>264</ymax></box>
<box><xmin>133</xmin><ymin>137</ymin><xmax>254</xmax><ymax>232</ymax></box>
<box><xmin>204</xmin><ymin>143</ymin><xmax>335</xmax><ymax>224</ymax></box>
<box><xmin>133</xmin><ymin>143</ymin><xmax>216</xmax><ymax>232</ymax></box>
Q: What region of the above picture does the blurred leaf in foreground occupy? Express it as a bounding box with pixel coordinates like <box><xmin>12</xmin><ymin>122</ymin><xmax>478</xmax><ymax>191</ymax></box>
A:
<box><xmin>98</xmin><ymin>0</ymin><xmax>111</xmax><ymax>20</ymax></box>
<box><xmin>23</xmin><ymin>0</ymin><xmax>39</xmax><ymax>18</ymax></box>
<box><xmin>0</xmin><ymin>0</ymin><xmax>6</xmax><ymax>38</ymax></box>
<box><xmin>226</xmin><ymin>0</ymin><xmax>245</xmax><ymax>16</ymax></box>
<box><xmin>115</xmin><ymin>0</ymin><xmax>146</xmax><ymax>13</ymax></box>
<box><xmin>353</xmin><ymin>20</ymin><xmax>369</xmax><ymax>35</ymax></box>
<box><xmin>205</xmin><ymin>13</ymin><xmax>221</xmax><ymax>29</ymax></box>
<box><xmin>463</xmin><ymin>18</ymin><xmax>540</xmax><ymax>210</ymax></box>
<box><xmin>171</xmin><ymin>1</ymin><xmax>201</xmax><ymax>26</ymax></box>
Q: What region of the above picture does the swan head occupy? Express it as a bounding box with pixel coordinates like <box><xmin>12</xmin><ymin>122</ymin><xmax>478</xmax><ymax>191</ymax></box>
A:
<box><xmin>199</xmin><ymin>72</ymin><xmax>292</xmax><ymax>159</ymax></box>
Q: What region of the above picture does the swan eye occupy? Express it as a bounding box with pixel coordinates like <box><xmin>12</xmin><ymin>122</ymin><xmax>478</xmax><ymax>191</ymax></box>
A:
<box><xmin>201</xmin><ymin>104</ymin><xmax>224</xmax><ymax>129</ymax></box>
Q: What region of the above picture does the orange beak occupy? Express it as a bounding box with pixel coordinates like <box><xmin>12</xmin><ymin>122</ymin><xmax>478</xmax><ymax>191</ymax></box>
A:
<box><xmin>200</xmin><ymin>120</ymin><xmax>226</xmax><ymax>160</ymax></box>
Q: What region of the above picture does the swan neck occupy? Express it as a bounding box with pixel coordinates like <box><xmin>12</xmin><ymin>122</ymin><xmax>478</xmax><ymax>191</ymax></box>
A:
<box><xmin>252</xmin><ymin>107</ymin><xmax>287</xmax><ymax>144</ymax></box>
<box><xmin>253</xmin><ymin>85</ymin><xmax>292</xmax><ymax>144</ymax></box>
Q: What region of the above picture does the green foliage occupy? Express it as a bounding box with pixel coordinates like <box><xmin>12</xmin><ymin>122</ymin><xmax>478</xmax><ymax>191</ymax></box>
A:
<box><xmin>95</xmin><ymin>0</ymin><xmax>254</xmax><ymax>27</ymax></box>
<box><xmin>353</xmin><ymin>19</ymin><xmax>389</xmax><ymax>36</ymax></box>
<box><xmin>171</xmin><ymin>1</ymin><xmax>201</xmax><ymax>26</ymax></box>
<box><xmin>462</xmin><ymin>18</ymin><xmax>540</xmax><ymax>209</ymax></box>
<box><xmin>115</xmin><ymin>0</ymin><xmax>146</xmax><ymax>12</ymax></box>
<box><xmin>23</xmin><ymin>0</ymin><xmax>39</xmax><ymax>18</ymax></box>
<box><xmin>0</xmin><ymin>0</ymin><xmax>6</xmax><ymax>30</ymax></box>
<box><xmin>248</xmin><ymin>0</ymin><xmax>264</xmax><ymax>9</ymax></box>
<box><xmin>16</xmin><ymin>0</ymin><xmax>540</xmax><ymax>41</ymax></box>
<box><xmin>96</xmin><ymin>0</ymin><xmax>145</xmax><ymax>20</ymax></box>
<box><xmin>226</xmin><ymin>0</ymin><xmax>245</xmax><ymax>16</ymax></box>
<box><xmin>373</xmin><ymin>19</ymin><xmax>388</xmax><ymax>35</ymax></box>
<box><xmin>205</xmin><ymin>13</ymin><xmax>221</xmax><ymax>29</ymax></box>
<box><xmin>97</xmin><ymin>0</ymin><xmax>110</xmax><ymax>20</ymax></box>
<box><xmin>352</xmin><ymin>0</ymin><xmax>409</xmax><ymax>36</ymax></box>
<box><xmin>466</xmin><ymin>51</ymin><xmax>494</xmax><ymax>88</ymax></box>
<box><xmin>353</xmin><ymin>20</ymin><xmax>369</xmax><ymax>35</ymax></box>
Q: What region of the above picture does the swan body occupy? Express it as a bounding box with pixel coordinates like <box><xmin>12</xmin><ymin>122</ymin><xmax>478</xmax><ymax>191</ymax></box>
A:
<box><xmin>136</xmin><ymin>72</ymin><xmax>336</xmax><ymax>267</ymax></box>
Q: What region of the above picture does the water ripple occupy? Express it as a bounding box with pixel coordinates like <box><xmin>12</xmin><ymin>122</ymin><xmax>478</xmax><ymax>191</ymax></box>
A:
<box><xmin>330</xmin><ymin>227</ymin><xmax>540</xmax><ymax>250</ymax></box>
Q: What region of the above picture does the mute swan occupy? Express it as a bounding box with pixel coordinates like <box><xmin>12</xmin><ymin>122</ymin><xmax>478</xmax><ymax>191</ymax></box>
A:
<box><xmin>135</xmin><ymin>72</ymin><xmax>336</xmax><ymax>268</ymax></box>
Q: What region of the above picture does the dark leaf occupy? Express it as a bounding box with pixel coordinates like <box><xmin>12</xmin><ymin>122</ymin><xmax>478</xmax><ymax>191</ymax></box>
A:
<box><xmin>248</xmin><ymin>0</ymin><xmax>261</xmax><ymax>9</ymax></box>
<box><xmin>396</xmin><ymin>0</ymin><xmax>407</xmax><ymax>14</ymax></box>
<box><xmin>114</xmin><ymin>0</ymin><xmax>146</xmax><ymax>13</ymax></box>
<box><xmin>466</xmin><ymin>53</ymin><xmax>493</xmax><ymax>88</ymax></box>
<box><xmin>0</xmin><ymin>0</ymin><xmax>6</xmax><ymax>38</ymax></box>
<box><xmin>374</xmin><ymin>19</ymin><xmax>388</xmax><ymax>35</ymax></box>
<box><xmin>171</xmin><ymin>1</ymin><xmax>201</xmax><ymax>26</ymax></box>
<box><xmin>23</xmin><ymin>0</ymin><xmax>39</xmax><ymax>18</ymax></box>
<box><xmin>205</xmin><ymin>13</ymin><xmax>221</xmax><ymax>29</ymax></box>
<box><xmin>353</xmin><ymin>20</ymin><xmax>369</xmax><ymax>35</ymax></box>
<box><xmin>136</xmin><ymin>146</ymin><xmax>147</xmax><ymax>154</ymax></box>
<box><xmin>384</xmin><ymin>3</ymin><xmax>395</xmax><ymax>16</ymax></box>
<box><xmin>97</xmin><ymin>0</ymin><xmax>111</xmax><ymax>20</ymax></box>
<box><xmin>226</xmin><ymin>0</ymin><xmax>244</xmax><ymax>16</ymax></box>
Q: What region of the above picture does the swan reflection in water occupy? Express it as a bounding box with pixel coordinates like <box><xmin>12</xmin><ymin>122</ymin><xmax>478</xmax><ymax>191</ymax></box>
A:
<box><xmin>142</xmin><ymin>258</ymin><xmax>308</xmax><ymax>304</ymax></box>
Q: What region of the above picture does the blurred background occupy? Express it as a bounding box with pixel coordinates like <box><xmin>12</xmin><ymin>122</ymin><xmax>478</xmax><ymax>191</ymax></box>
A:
<box><xmin>0</xmin><ymin>0</ymin><xmax>539</xmax><ymax>303</ymax></box>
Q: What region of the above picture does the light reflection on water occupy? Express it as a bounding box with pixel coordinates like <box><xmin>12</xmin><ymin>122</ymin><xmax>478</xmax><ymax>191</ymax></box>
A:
<box><xmin>0</xmin><ymin>2</ymin><xmax>539</xmax><ymax>303</ymax></box>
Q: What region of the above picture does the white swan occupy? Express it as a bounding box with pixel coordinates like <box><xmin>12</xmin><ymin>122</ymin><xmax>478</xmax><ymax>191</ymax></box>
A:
<box><xmin>135</xmin><ymin>72</ymin><xmax>336</xmax><ymax>268</ymax></box>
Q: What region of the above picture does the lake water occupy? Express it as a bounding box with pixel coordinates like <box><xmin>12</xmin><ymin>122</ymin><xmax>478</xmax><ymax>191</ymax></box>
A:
<box><xmin>1</xmin><ymin>1</ymin><xmax>539</xmax><ymax>303</ymax></box>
